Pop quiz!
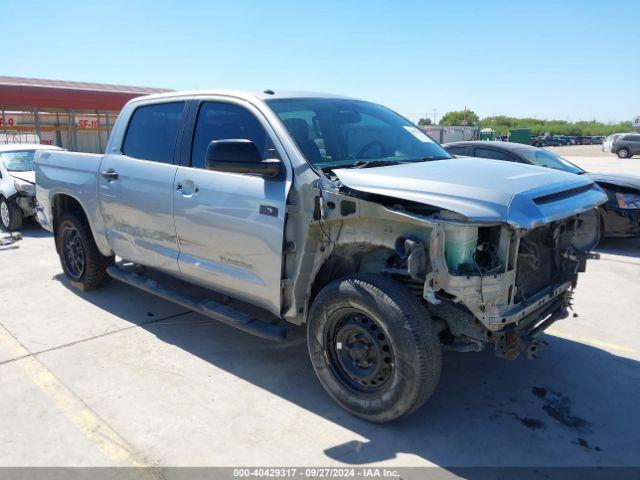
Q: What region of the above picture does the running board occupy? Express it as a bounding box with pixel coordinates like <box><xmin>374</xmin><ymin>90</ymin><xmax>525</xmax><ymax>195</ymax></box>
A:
<box><xmin>106</xmin><ymin>266</ymin><xmax>288</xmax><ymax>342</ymax></box>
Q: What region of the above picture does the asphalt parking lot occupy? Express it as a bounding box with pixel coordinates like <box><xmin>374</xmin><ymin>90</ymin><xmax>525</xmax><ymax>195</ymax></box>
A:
<box><xmin>1</xmin><ymin>145</ymin><xmax>639</xmax><ymax>470</ymax></box>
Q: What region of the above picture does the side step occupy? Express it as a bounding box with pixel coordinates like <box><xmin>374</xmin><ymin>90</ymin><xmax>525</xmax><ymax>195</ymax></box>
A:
<box><xmin>107</xmin><ymin>266</ymin><xmax>288</xmax><ymax>342</ymax></box>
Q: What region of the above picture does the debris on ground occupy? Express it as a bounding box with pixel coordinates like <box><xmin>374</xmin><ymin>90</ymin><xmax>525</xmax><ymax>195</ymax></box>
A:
<box><xmin>0</xmin><ymin>232</ymin><xmax>22</xmax><ymax>250</ymax></box>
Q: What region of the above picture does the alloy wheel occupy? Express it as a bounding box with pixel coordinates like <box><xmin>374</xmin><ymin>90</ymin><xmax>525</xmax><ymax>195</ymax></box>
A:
<box><xmin>62</xmin><ymin>227</ymin><xmax>86</xmax><ymax>280</ymax></box>
<box><xmin>0</xmin><ymin>201</ymin><xmax>10</xmax><ymax>228</ymax></box>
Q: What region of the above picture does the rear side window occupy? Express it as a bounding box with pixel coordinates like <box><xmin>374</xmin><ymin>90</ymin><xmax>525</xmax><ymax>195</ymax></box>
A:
<box><xmin>122</xmin><ymin>102</ymin><xmax>185</xmax><ymax>163</ymax></box>
<box><xmin>474</xmin><ymin>147</ymin><xmax>514</xmax><ymax>162</ymax></box>
<box><xmin>445</xmin><ymin>146</ymin><xmax>468</xmax><ymax>156</ymax></box>
<box><xmin>190</xmin><ymin>101</ymin><xmax>274</xmax><ymax>169</ymax></box>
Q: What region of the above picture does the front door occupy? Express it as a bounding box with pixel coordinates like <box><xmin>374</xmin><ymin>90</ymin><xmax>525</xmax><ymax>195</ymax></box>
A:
<box><xmin>98</xmin><ymin>101</ymin><xmax>186</xmax><ymax>272</ymax></box>
<box><xmin>173</xmin><ymin>100</ymin><xmax>289</xmax><ymax>315</ymax></box>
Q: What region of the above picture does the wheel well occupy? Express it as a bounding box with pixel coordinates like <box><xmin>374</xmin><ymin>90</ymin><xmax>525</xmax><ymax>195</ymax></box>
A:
<box><xmin>51</xmin><ymin>194</ymin><xmax>90</xmax><ymax>250</ymax></box>
<box><xmin>309</xmin><ymin>243</ymin><xmax>396</xmax><ymax>304</ymax></box>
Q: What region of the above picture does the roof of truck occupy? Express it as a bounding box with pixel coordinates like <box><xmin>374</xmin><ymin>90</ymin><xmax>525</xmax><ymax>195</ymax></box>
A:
<box><xmin>127</xmin><ymin>89</ymin><xmax>354</xmax><ymax>104</ymax></box>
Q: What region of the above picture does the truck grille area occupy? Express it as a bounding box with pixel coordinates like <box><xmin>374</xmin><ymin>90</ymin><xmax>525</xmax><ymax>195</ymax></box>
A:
<box><xmin>514</xmin><ymin>227</ymin><xmax>557</xmax><ymax>303</ymax></box>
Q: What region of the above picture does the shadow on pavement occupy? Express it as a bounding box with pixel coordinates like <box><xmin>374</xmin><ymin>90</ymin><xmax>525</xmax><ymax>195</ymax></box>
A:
<box><xmin>596</xmin><ymin>237</ymin><xmax>640</xmax><ymax>259</ymax></box>
<box><xmin>54</xmin><ymin>272</ymin><xmax>640</xmax><ymax>470</ymax></box>
<box><xmin>9</xmin><ymin>217</ymin><xmax>52</xmax><ymax>239</ymax></box>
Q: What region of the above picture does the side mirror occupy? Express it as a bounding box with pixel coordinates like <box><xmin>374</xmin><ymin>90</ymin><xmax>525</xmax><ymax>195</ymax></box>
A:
<box><xmin>205</xmin><ymin>139</ymin><xmax>282</xmax><ymax>178</ymax></box>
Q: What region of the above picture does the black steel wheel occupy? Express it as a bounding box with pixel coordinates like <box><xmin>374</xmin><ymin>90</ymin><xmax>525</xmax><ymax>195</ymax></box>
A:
<box><xmin>326</xmin><ymin>309</ymin><xmax>395</xmax><ymax>394</ymax></box>
<box><xmin>307</xmin><ymin>274</ymin><xmax>442</xmax><ymax>423</ymax></box>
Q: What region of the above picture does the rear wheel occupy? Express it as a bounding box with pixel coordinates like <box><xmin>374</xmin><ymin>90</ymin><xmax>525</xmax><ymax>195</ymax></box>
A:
<box><xmin>0</xmin><ymin>196</ymin><xmax>22</xmax><ymax>231</ymax></box>
<box><xmin>55</xmin><ymin>212</ymin><xmax>114</xmax><ymax>290</ymax></box>
<box><xmin>617</xmin><ymin>148</ymin><xmax>630</xmax><ymax>158</ymax></box>
<box><xmin>307</xmin><ymin>274</ymin><xmax>442</xmax><ymax>423</ymax></box>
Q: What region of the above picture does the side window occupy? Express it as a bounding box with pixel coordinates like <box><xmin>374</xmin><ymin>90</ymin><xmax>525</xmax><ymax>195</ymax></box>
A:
<box><xmin>445</xmin><ymin>146</ymin><xmax>468</xmax><ymax>156</ymax></box>
<box><xmin>122</xmin><ymin>102</ymin><xmax>185</xmax><ymax>163</ymax></box>
<box><xmin>630</xmin><ymin>135</ymin><xmax>640</xmax><ymax>142</ymax></box>
<box><xmin>474</xmin><ymin>147</ymin><xmax>514</xmax><ymax>162</ymax></box>
<box><xmin>190</xmin><ymin>102</ymin><xmax>275</xmax><ymax>169</ymax></box>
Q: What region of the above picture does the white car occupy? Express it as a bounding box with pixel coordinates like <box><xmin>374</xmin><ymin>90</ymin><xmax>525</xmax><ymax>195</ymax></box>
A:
<box><xmin>602</xmin><ymin>133</ymin><xmax>627</xmax><ymax>152</ymax></box>
<box><xmin>0</xmin><ymin>143</ymin><xmax>61</xmax><ymax>231</ymax></box>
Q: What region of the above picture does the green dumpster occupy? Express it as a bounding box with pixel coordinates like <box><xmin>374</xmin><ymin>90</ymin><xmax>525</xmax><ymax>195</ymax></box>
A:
<box><xmin>508</xmin><ymin>128</ymin><xmax>531</xmax><ymax>144</ymax></box>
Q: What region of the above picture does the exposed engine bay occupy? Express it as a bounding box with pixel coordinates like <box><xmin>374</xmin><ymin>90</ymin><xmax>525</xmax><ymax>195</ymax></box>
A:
<box><xmin>282</xmin><ymin>175</ymin><xmax>602</xmax><ymax>361</ymax></box>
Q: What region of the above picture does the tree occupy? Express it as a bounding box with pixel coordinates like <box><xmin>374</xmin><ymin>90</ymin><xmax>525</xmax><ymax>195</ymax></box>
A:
<box><xmin>478</xmin><ymin>115</ymin><xmax>632</xmax><ymax>136</ymax></box>
<box><xmin>439</xmin><ymin>109</ymin><xmax>479</xmax><ymax>126</ymax></box>
<box><xmin>418</xmin><ymin>117</ymin><xmax>432</xmax><ymax>126</ymax></box>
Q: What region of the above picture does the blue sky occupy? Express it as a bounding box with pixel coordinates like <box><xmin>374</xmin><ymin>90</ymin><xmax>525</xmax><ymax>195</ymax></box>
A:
<box><xmin>2</xmin><ymin>0</ymin><xmax>638</xmax><ymax>122</ymax></box>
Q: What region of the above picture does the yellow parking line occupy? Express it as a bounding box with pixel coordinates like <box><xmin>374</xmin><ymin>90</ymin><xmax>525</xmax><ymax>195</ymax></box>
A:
<box><xmin>547</xmin><ymin>329</ymin><xmax>637</xmax><ymax>355</ymax></box>
<box><xmin>0</xmin><ymin>324</ymin><xmax>159</xmax><ymax>475</ymax></box>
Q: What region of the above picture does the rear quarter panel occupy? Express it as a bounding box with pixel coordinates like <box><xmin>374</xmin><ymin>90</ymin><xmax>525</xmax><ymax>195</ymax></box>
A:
<box><xmin>35</xmin><ymin>150</ymin><xmax>112</xmax><ymax>256</ymax></box>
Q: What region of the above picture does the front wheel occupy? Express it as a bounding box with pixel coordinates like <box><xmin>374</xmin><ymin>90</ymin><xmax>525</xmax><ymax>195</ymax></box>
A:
<box><xmin>0</xmin><ymin>196</ymin><xmax>23</xmax><ymax>231</ymax></box>
<box><xmin>55</xmin><ymin>212</ymin><xmax>114</xmax><ymax>290</ymax></box>
<box><xmin>307</xmin><ymin>274</ymin><xmax>442</xmax><ymax>423</ymax></box>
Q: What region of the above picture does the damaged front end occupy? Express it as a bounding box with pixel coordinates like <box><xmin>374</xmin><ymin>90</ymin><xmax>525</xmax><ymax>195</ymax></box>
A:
<box><xmin>286</xmin><ymin>163</ymin><xmax>606</xmax><ymax>361</ymax></box>
<box><xmin>426</xmin><ymin>209</ymin><xmax>600</xmax><ymax>359</ymax></box>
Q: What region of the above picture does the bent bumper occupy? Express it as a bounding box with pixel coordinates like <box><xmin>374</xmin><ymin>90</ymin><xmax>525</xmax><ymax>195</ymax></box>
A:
<box><xmin>494</xmin><ymin>294</ymin><xmax>570</xmax><ymax>360</ymax></box>
<box><xmin>488</xmin><ymin>282</ymin><xmax>572</xmax><ymax>328</ymax></box>
<box><xmin>34</xmin><ymin>203</ymin><xmax>53</xmax><ymax>231</ymax></box>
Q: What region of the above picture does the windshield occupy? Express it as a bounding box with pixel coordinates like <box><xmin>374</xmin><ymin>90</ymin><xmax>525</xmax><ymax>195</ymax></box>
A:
<box><xmin>0</xmin><ymin>150</ymin><xmax>36</xmax><ymax>172</ymax></box>
<box><xmin>515</xmin><ymin>148</ymin><xmax>584</xmax><ymax>175</ymax></box>
<box><xmin>266</xmin><ymin>98</ymin><xmax>452</xmax><ymax>169</ymax></box>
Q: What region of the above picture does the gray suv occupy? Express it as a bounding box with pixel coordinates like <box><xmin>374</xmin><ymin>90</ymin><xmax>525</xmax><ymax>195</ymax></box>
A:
<box><xmin>612</xmin><ymin>133</ymin><xmax>640</xmax><ymax>158</ymax></box>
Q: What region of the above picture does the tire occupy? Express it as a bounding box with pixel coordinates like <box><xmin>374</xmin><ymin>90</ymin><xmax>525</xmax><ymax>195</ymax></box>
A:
<box><xmin>55</xmin><ymin>211</ymin><xmax>114</xmax><ymax>291</ymax></box>
<box><xmin>617</xmin><ymin>148</ymin><xmax>630</xmax><ymax>158</ymax></box>
<box><xmin>0</xmin><ymin>196</ymin><xmax>23</xmax><ymax>231</ymax></box>
<box><xmin>595</xmin><ymin>213</ymin><xmax>605</xmax><ymax>246</ymax></box>
<box><xmin>307</xmin><ymin>274</ymin><xmax>442</xmax><ymax>423</ymax></box>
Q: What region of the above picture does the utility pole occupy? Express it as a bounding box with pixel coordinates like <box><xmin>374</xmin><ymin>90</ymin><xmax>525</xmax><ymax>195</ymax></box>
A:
<box><xmin>432</xmin><ymin>108</ymin><xmax>437</xmax><ymax>125</ymax></box>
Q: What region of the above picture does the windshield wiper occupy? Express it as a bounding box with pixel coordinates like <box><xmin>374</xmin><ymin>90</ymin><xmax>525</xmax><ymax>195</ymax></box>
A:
<box><xmin>419</xmin><ymin>155</ymin><xmax>451</xmax><ymax>161</ymax></box>
<box><xmin>352</xmin><ymin>159</ymin><xmax>403</xmax><ymax>169</ymax></box>
<box><xmin>320</xmin><ymin>156</ymin><xmax>450</xmax><ymax>172</ymax></box>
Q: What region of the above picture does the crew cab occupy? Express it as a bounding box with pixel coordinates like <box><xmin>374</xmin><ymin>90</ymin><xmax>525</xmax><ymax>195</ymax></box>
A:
<box><xmin>35</xmin><ymin>90</ymin><xmax>606</xmax><ymax>422</ymax></box>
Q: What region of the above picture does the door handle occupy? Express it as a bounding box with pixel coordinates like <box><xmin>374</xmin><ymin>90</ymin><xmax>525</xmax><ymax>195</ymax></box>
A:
<box><xmin>101</xmin><ymin>169</ymin><xmax>119</xmax><ymax>181</ymax></box>
<box><xmin>177</xmin><ymin>180</ymin><xmax>199</xmax><ymax>196</ymax></box>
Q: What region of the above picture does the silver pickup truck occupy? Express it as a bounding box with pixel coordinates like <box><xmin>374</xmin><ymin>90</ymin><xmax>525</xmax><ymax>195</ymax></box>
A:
<box><xmin>35</xmin><ymin>90</ymin><xmax>606</xmax><ymax>422</ymax></box>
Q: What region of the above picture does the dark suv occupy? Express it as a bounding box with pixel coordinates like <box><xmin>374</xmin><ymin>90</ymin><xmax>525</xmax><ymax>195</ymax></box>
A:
<box><xmin>612</xmin><ymin>134</ymin><xmax>640</xmax><ymax>158</ymax></box>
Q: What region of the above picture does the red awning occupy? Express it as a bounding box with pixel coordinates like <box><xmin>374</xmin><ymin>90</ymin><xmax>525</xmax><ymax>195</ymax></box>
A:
<box><xmin>0</xmin><ymin>76</ymin><xmax>172</xmax><ymax>111</ymax></box>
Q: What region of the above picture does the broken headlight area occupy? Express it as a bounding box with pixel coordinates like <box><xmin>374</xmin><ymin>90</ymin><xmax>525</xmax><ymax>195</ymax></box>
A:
<box><xmin>443</xmin><ymin>224</ymin><xmax>505</xmax><ymax>275</ymax></box>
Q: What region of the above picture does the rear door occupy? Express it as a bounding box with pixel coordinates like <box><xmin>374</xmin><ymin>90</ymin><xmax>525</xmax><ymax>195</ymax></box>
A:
<box><xmin>98</xmin><ymin>101</ymin><xmax>187</xmax><ymax>272</ymax></box>
<box><xmin>173</xmin><ymin>99</ymin><xmax>290</xmax><ymax>315</ymax></box>
<box><xmin>629</xmin><ymin>134</ymin><xmax>640</xmax><ymax>154</ymax></box>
